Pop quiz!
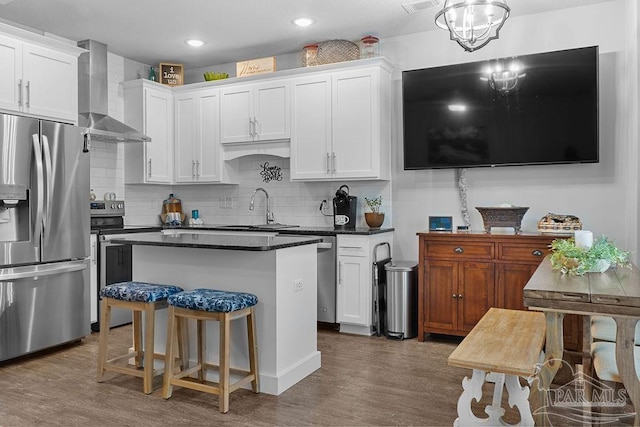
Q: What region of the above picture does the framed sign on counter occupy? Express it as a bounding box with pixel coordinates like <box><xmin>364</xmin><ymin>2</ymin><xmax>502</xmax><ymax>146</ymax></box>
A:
<box><xmin>159</xmin><ymin>63</ymin><xmax>183</xmax><ymax>86</ymax></box>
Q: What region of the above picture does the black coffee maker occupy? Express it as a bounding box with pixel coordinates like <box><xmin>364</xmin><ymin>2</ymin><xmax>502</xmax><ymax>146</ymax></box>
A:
<box><xmin>333</xmin><ymin>185</ymin><xmax>357</xmax><ymax>230</ymax></box>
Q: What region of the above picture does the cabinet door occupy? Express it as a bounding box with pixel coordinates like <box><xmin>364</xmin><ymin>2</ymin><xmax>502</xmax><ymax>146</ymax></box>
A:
<box><xmin>174</xmin><ymin>94</ymin><xmax>197</xmax><ymax>183</ymax></box>
<box><xmin>220</xmin><ymin>85</ymin><xmax>252</xmax><ymax>143</ymax></box>
<box><xmin>457</xmin><ymin>262</ymin><xmax>495</xmax><ymax>332</ymax></box>
<box><xmin>144</xmin><ymin>88</ymin><xmax>172</xmax><ymax>183</ymax></box>
<box><xmin>332</xmin><ymin>68</ymin><xmax>379</xmax><ymax>179</ymax></box>
<box><xmin>197</xmin><ymin>89</ymin><xmax>221</xmax><ymax>182</ymax></box>
<box><xmin>496</xmin><ymin>263</ymin><xmax>537</xmax><ymax>310</ymax></box>
<box><xmin>337</xmin><ymin>254</ymin><xmax>370</xmax><ymax>326</ymax></box>
<box><xmin>0</xmin><ymin>35</ymin><xmax>22</xmax><ymax>112</ymax></box>
<box><xmin>22</xmin><ymin>43</ymin><xmax>77</xmax><ymax>123</ymax></box>
<box><xmin>423</xmin><ymin>259</ymin><xmax>458</xmax><ymax>332</ymax></box>
<box><xmin>254</xmin><ymin>80</ymin><xmax>289</xmax><ymax>141</ymax></box>
<box><xmin>290</xmin><ymin>75</ymin><xmax>332</xmax><ymax>180</ymax></box>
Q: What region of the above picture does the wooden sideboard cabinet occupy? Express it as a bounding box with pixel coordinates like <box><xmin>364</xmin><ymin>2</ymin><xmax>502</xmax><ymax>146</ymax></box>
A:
<box><xmin>417</xmin><ymin>231</ymin><xmax>581</xmax><ymax>350</ymax></box>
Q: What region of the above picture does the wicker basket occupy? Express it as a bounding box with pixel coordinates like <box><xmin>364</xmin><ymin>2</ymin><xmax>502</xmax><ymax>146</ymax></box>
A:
<box><xmin>317</xmin><ymin>40</ymin><xmax>360</xmax><ymax>65</ymax></box>
<box><xmin>537</xmin><ymin>213</ymin><xmax>582</xmax><ymax>234</ymax></box>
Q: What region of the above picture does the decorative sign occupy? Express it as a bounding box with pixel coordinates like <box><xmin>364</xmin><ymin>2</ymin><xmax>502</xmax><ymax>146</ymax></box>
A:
<box><xmin>159</xmin><ymin>63</ymin><xmax>184</xmax><ymax>86</ymax></box>
<box><xmin>236</xmin><ymin>57</ymin><xmax>276</xmax><ymax>78</ymax></box>
<box><xmin>259</xmin><ymin>162</ymin><xmax>282</xmax><ymax>183</ymax></box>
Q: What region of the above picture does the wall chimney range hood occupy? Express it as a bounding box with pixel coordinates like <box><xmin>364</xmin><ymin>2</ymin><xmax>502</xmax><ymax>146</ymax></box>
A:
<box><xmin>77</xmin><ymin>39</ymin><xmax>150</xmax><ymax>143</ymax></box>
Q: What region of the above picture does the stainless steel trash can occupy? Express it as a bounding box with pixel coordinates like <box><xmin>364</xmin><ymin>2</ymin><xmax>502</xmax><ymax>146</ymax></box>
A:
<box><xmin>384</xmin><ymin>261</ymin><xmax>418</xmax><ymax>340</ymax></box>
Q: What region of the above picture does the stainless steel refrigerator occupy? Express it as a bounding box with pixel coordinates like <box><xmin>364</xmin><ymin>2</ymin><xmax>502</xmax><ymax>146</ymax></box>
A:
<box><xmin>0</xmin><ymin>113</ymin><xmax>90</xmax><ymax>363</ymax></box>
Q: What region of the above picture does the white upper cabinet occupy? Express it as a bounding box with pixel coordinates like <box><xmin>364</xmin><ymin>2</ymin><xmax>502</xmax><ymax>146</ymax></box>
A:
<box><xmin>123</xmin><ymin>80</ymin><xmax>173</xmax><ymax>184</ymax></box>
<box><xmin>290</xmin><ymin>60</ymin><xmax>391</xmax><ymax>181</ymax></box>
<box><xmin>0</xmin><ymin>31</ymin><xmax>80</xmax><ymax>123</ymax></box>
<box><xmin>220</xmin><ymin>79</ymin><xmax>290</xmax><ymax>144</ymax></box>
<box><xmin>174</xmin><ymin>88</ymin><xmax>235</xmax><ymax>183</ymax></box>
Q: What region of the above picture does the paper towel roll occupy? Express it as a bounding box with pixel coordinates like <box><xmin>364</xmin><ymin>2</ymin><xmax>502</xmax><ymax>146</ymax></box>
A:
<box><xmin>575</xmin><ymin>230</ymin><xmax>593</xmax><ymax>250</ymax></box>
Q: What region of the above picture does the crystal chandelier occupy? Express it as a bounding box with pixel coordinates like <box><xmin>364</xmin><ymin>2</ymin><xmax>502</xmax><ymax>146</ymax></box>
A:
<box><xmin>435</xmin><ymin>0</ymin><xmax>510</xmax><ymax>52</ymax></box>
<box><xmin>480</xmin><ymin>60</ymin><xmax>525</xmax><ymax>96</ymax></box>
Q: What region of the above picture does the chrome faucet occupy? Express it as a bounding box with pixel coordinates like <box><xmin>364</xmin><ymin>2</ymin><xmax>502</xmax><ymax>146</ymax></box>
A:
<box><xmin>249</xmin><ymin>187</ymin><xmax>275</xmax><ymax>224</ymax></box>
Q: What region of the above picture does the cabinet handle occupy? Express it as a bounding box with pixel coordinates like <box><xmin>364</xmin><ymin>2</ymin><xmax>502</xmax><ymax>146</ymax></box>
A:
<box><xmin>532</xmin><ymin>250</ymin><xmax>543</xmax><ymax>257</ymax></box>
<box><xmin>326</xmin><ymin>153</ymin><xmax>331</xmax><ymax>174</ymax></box>
<box><xmin>332</xmin><ymin>152</ymin><xmax>336</xmax><ymax>174</ymax></box>
<box><xmin>91</xmin><ymin>241</ymin><xmax>97</xmax><ymax>265</ymax></box>
<box><xmin>196</xmin><ymin>160</ymin><xmax>200</xmax><ymax>177</ymax></box>
<box><xmin>338</xmin><ymin>261</ymin><xmax>343</xmax><ymax>285</ymax></box>
<box><xmin>458</xmin><ymin>294</ymin><xmax>463</xmax><ymax>299</ymax></box>
<box><xmin>148</xmin><ymin>158</ymin><xmax>152</xmax><ymax>177</ymax></box>
<box><xmin>192</xmin><ymin>160</ymin><xmax>196</xmax><ymax>177</ymax></box>
<box><xmin>18</xmin><ymin>79</ymin><xmax>22</xmax><ymax>107</ymax></box>
<box><xmin>25</xmin><ymin>81</ymin><xmax>30</xmax><ymax>108</ymax></box>
<box><xmin>453</xmin><ymin>247</ymin><xmax>464</xmax><ymax>254</ymax></box>
<box><xmin>452</xmin><ymin>294</ymin><xmax>458</xmax><ymax>299</ymax></box>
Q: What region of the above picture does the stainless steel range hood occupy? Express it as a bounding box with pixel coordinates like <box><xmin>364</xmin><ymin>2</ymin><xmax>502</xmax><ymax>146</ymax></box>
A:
<box><xmin>78</xmin><ymin>39</ymin><xmax>150</xmax><ymax>142</ymax></box>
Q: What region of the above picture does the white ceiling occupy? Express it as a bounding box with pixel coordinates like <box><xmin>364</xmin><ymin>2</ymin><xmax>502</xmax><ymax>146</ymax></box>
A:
<box><xmin>0</xmin><ymin>0</ymin><xmax>617</xmax><ymax>68</ymax></box>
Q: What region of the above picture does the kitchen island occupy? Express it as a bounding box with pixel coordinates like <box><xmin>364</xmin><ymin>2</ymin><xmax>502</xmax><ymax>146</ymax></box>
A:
<box><xmin>110</xmin><ymin>232</ymin><xmax>322</xmax><ymax>395</ymax></box>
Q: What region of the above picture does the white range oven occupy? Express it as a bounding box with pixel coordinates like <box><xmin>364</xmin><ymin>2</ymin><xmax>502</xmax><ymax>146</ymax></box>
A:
<box><xmin>90</xmin><ymin>201</ymin><xmax>161</xmax><ymax>331</ymax></box>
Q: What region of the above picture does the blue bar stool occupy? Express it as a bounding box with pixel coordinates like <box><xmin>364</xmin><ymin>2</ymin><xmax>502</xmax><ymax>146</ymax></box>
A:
<box><xmin>96</xmin><ymin>281</ymin><xmax>184</xmax><ymax>394</ymax></box>
<box><xmin>162</xmin><ymin>288</ymin><xmax>259</xmax><ymax>413</ymax></box>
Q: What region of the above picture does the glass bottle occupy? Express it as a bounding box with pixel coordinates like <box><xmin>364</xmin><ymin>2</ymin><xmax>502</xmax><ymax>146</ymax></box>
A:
<box><xmin>148</xmin><ymin>66</ymin><xmax>156</xmax><ymax>82</ymax></box>
<box><xmin>360</xmin><ymin>35</ymin><xmax>379</xmax><ymax>59</ymax></box>
<box><xmin>302</xmin><ymin>44</ymin><xmax>319</xmax><ymax>67</ymax></box>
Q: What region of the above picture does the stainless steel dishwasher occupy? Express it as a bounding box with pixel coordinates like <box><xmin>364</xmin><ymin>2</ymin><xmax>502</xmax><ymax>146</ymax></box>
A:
<box><xmin>316</xmin><ymin>235</ymin><xmax>337</xmax><ymax>323</ymax></box>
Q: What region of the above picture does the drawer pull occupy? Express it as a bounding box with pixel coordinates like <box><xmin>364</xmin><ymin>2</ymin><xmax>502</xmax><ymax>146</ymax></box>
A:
<box><xmin>452</xmin><ymin>294</ymin><xmax>458</xmax><ymax>299</ymax></box>
<box><xmin>453</xmin><ymin>247</ymin><xmax>464</xmax><ymax>254</ymax></box>
<box><xmin>532</xmin><ymin>250</ymin><xmax>543</xmax><ymax>257</ymax></box>
<box><xmin>595</xmin><ymin>297</ymin><xmax>621</xmax><ymax>304</ymax></box>
<box><xmin>561</xmin><ymin>294</ymin><xmax>584</xmax><ymax>301</ymax></box>
<box><xmin>458</xmin><ymin>294</ymin><xmax>463</xmax><ymax>299</ymax></box>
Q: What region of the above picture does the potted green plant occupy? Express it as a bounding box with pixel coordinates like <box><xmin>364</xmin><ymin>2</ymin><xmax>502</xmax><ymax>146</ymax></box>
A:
<box><xmin>364</xmin><ymin>196</ymin><xmax>384</xmax><ymax>229</ymax></box>
<box><xmin>550</xmin><ymin>236</ymin><xmax>630</xmax><ymax>275</ymax></box>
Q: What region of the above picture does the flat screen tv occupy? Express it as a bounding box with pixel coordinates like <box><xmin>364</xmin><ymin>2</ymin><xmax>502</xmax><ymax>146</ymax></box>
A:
<box><xmin>402</xmin><ymin>46</ymin><xmax>599</xmax><ymax>170</ymax></box>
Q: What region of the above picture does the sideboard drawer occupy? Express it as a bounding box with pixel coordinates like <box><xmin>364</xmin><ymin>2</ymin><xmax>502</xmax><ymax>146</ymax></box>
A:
<box><xmin>498</xmin><ymin>242</ymin><xmax>550</xmax><ymax>262</ymax></box>
<box><xmin>425</xmin><ymin>242</ymin><xmax>494</xmax><ymax>259</ymax></box>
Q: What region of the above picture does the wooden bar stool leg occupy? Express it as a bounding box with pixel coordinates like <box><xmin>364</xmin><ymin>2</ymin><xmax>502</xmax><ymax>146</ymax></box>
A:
<box><xmin>219</xmin><ymin>313</ymin><xmax>231</xmax><ymax>413</ymax></box>
<box><xmin>163</xmin><ymin>306</ymin><xmax>177</xmax><ymax>399</ymax></box>
<box><xmin>143</xmin><ymin>302</ymin><xmax>155</xmax><ymax>395</ymax></box>
<box><xmin>96</xmin><ymin>298</ymin><xmax>112</xmax><ymax>383</ymax></box>
<box><xmin>133</xmin><ymin>309</ymin><xmax>143</xmax><ymax>368</ymax></box>
<box><xmin>176</xmin><ymin>317</ymin><xmax>188</xmax><ymax>373</ymax></box>
<box><xmin>247</xmin><ymin>307</ymin><xmax>259</xmax><ymax>393</ymax></box>
<box><xmin>197</xmin><ymin>319</ymin><xmax>206</xmax><ymax>382</ymax></box>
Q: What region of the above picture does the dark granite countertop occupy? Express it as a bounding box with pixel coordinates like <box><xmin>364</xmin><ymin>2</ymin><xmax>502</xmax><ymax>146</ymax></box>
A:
<box><xmin>168</xmin><ymin>224</ymin><xmax>394</xmax><ymax>236</ymax></box>
<box><xmin>110</xmin><ymin>232</ymin><xmax>323</xmax><ymax>251</ymax></box>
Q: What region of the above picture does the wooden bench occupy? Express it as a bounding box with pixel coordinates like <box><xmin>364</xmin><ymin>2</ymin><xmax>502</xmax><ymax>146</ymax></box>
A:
<box><xmin>448</xmin><ymin>307</ymin><xmax>546</xmax><ymax>427</ymax></box>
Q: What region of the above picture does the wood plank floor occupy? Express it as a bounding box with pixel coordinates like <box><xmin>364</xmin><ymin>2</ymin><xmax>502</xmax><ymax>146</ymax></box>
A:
<box><xmin>0</xmin><ymin>326</ymin><xmax>626</xmax><ymax>426</ymax></box>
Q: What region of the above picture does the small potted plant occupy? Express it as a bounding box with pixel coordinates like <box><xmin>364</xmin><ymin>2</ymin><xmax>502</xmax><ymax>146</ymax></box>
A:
<box><xmin>364</xmin><ymin>196</ymin><xmax>385</xmax><ymax>229</ymax></box>
<box><xmin>550</xmin><ymin>236</ymin><xmax>630</xmax><ymax>275</ymax></box>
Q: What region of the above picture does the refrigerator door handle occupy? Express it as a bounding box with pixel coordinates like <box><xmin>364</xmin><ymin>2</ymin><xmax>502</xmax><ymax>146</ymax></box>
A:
<box><xmin>31</xmin><ymin>133</ymin><xmax>44</xmax><ymax>242</ymax></box>
<box><xmin>41</xmin><ymin>134</ymin><xmax>53</xmax><ymax>244</ymax></box>
<box><xmin>0</xmin><ymin>259</ymin><xmax>87</xmax><ymax>281</ymax></box>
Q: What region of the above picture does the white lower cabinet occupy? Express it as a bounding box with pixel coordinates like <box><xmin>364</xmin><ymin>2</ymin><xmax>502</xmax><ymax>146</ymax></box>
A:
<box><xmin>90</xmin><ymin>233</ymin><xmax>98</xmax><ymax>325</ymax></box>
<box><xmin>337</xmin><ymin>232</ymin><xmax>393</xmax><ymax>335</ymax></box>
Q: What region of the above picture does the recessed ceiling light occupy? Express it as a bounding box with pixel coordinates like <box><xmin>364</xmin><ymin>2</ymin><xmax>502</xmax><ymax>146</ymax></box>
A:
<box><xmin>293</xmin><ymin>17</ymin><xmax>315</xmax><ymax>27</ymax></box>
<box><xmin>186</xmin><ymin>39</ymin><xmax>204</xmax><ymax>47</ymax></box>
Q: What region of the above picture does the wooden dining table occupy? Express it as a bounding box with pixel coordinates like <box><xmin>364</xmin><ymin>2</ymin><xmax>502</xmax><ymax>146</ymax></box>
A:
<box><xmin>524</xmin><ymin>258</ymin><xmax>640</xmax><ymax>426</ymax></box>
